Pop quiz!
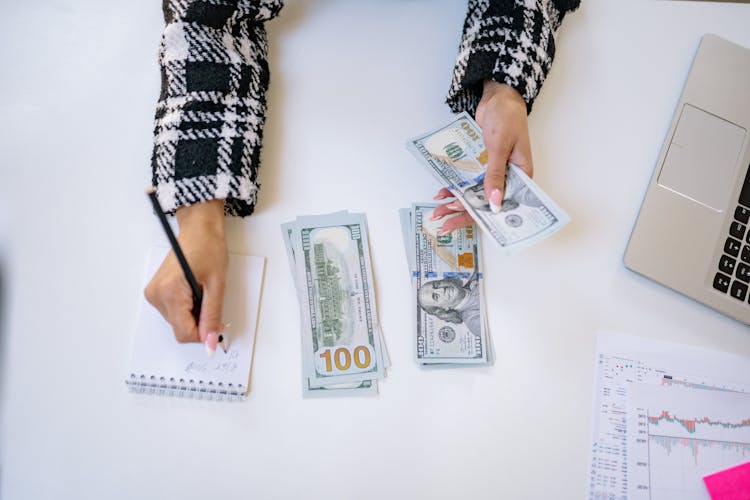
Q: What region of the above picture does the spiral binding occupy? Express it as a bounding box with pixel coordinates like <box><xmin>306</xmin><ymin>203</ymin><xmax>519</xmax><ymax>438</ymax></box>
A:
<box><xmin>126</xmin><ymin>373</ymin><xmax>247</xmax><ymax>401</ymax></box>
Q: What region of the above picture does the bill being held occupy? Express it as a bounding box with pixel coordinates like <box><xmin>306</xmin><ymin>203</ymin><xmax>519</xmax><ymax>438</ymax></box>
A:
<box><xmin>406</xmin><ymin>112</ymin><xmax>570</xmax><ymax>253</ymax></box>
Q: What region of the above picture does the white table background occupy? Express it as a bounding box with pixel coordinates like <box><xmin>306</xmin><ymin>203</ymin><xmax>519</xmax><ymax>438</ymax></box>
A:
<box><xmin>1</xmin><ymin>1</ymin><xmax>749</xmax><ymax>499</ymax></box>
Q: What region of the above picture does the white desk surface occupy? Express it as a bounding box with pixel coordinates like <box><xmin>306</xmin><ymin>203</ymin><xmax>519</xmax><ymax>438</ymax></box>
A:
<box><xmin>1</xmin><ymin>1</ymin><xmax>749</xmax><ymax>499</ymax></box>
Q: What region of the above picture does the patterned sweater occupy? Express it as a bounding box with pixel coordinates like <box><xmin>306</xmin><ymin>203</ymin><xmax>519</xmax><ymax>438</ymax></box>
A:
<box><xmin>152</xmin><ymin>0</ymin><xmax>580</xmax><ymax>216</ymax></box>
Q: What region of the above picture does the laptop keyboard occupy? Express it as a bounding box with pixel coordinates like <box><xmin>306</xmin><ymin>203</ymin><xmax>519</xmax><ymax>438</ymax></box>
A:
<box><xmin>713</xmin><ymin>204</ymin><xmax>750</xmax><ymax>302</ymax></box>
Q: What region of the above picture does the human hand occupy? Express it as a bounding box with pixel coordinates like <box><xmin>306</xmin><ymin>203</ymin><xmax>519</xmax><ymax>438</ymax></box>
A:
<box><xmin>432</xmin><ymin>81</ymin><xmax>533</xmax><ymax>234</ymax></box>
<box><xmin>144</xmin><ymin>199</ymin><xmax>228</xmax><ymax>355</ymax></box>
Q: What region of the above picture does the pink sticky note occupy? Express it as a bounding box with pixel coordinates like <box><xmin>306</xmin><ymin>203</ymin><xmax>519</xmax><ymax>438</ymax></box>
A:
<box><xmin>704</xmin><ymin>461</ymin><xmax>750</xmax><ymax>500</ymax></box>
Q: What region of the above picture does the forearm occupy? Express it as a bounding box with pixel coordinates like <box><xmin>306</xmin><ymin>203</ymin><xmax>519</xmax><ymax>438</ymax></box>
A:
<box><xmin>447</xmin><ymin>0</ymin><xmax>581</xmax><ymax>116</ymax></box>
<box><xmin>151</xmin><ymin>0</ymin><xmax>283</xmax><ymax>217</ymax></box>
<box><xmin>176</xmin><ymin>199</ymin><xmax>226</xmax><ymax>237</ymax></box>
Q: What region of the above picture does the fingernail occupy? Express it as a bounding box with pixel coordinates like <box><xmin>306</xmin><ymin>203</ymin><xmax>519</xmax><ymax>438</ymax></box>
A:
<box><xmin>490</xmin><ymin>189</ymin><xmax>503</xmax><ymax>214</ymax></box>
<box><xmin>205</xmin><ymin>332</ymin><xmax>218</xmax><ymax>358</ymax></box>
<box><xmin>446</xmin><ymin>201</ymin><xmax>461</xmax><ymax>211</ymax></box>
<box><xmin>437</xmin><ymin>228</ymin><xmax>449</xmax><ymax>236</ymax></box>
<box><xmin>429</xmin><ymin>213</ymin><xmax>443</xmax><ymax>221</ymax></box>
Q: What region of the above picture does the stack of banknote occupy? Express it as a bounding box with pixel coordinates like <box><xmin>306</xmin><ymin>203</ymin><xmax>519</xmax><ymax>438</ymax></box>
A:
<box><xmin>399</xmin><ymin>204</ymin><xmax>493</xmax><ymax>366</ymax></box>
<box><xmin>281</xmin><ymin>212</ymin><xmax>389</xmax><ymax>397</ymax></box>
<box><xmin>407</xmin><ymin>112</ymin><xmax>570</xmax><ymax>253</ymax></box>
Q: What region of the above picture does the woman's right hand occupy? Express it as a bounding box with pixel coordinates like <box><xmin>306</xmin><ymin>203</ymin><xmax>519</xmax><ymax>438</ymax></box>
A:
<box><xmin>144</xmin><ymin>199</ymin><xmax>228</xmax><ymax>355</ymax></box>
<box><xmin>432</xmin><ymin>80</ymin><xmax>534</xmax><ymax>234</ymax></box>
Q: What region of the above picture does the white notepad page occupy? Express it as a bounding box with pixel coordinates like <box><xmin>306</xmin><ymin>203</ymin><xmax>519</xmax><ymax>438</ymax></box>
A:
<box><xmin>126</xmin><ymin>247</ymin><xmax>265</xmax><ymax>399</ymax></box>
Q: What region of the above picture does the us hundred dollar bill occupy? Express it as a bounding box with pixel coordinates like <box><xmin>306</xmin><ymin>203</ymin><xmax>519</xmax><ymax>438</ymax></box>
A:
<box><xmin>410</xmin><ymin>203</ymin><xmax>488</xmax><ymax>364</ymax></box>
<box><xmin>283</xmin><ymin>212</ymin><xmax>386</xmax><ymax>390</ymax></box>
<box><xmin>281</xmin><ymin>221</ymin><xmax>378</xmax><ymax>397</ymax></box>
<box><xmin>407</xmin><ymin>112</ymin><xmax>570</xmax><ymax>253</ymax></box>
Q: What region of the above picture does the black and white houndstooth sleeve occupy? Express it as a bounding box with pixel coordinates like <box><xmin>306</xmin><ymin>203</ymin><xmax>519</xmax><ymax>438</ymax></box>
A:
<box><xmin>447</xmin><ymin>0</ymin><xmax>580</xmax><ymax>116</ymax></box>
<box><xmin>151</xmin><ymin>0</ymin><xmax>283</xmax><ymax>216</ymax></box>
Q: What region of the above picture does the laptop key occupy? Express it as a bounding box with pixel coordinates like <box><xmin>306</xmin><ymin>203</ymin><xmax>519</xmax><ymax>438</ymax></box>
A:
<box><xmin>731</xmin><ymin>281</ymin><xmax>748</xmax><ymax>301</ymax></box>
<box><xmin>731</xmin><ymin>221</ymin><xmax>747</xmax><ymax>240</ymax></box>
<box><xmin>736</xmin><ymin>205</ymin><xmax>750</xmax><ymax>224</ymax></box>
<box><xmin>743</xmin><ymin>245</ymin><xmax>750</xmax><ymax>264</ymax></box>
<box><xmin>713</xmin><ymin>272</ymin><xmax>731</xmax><ymax>293</ymax></box>
<box><xmin>737</xmin><ymin>262</ymin><xmax>750</xmax><ymax>283</ymax></box>
<box><xmin>725</xmin><ymin>237</ymin><xmax>742</xmax><ymax>257</ymax></box>
<box><xmin>719</xmin><ymin>255</ymin><xmax>737</xmax><ymax>275</ymax></box>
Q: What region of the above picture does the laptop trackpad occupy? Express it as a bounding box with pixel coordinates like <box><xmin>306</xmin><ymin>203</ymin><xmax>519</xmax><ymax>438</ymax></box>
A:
<box><xmin>657</xmin><ymin>104</ymin><xmax>745</xmax><ymax>211</ymax></box>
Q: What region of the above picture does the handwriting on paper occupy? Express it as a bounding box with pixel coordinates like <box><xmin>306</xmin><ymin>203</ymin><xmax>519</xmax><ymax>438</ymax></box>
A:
<box><xmin>185</xmin><ymin>349</ymin><xmax>240</xmax><ymax>374</ymax></box>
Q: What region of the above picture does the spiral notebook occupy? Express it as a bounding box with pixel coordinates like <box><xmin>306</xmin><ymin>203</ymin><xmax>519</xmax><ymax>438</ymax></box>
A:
<box><xmin>126</xmin><ymin>247</ymin><xmax>265</xmax><ymax>400</ymax></box>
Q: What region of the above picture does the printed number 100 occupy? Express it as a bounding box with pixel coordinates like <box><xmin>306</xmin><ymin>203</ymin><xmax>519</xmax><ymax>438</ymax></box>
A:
<box><xmin>319</xmin><ymin>346</ymin><xmax>371</xmax><ymax>372</ymax></box>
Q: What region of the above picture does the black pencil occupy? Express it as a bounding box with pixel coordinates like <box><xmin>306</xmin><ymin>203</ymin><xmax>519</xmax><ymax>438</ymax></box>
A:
<box><xmin>146</xmin><ymin>187</ymin><xmax>226</xmax><ymax>351</ymax></box>
<box><xmin>147</xmin><ymin>187</ymin><xmax>203</xmax><ymax>320</ymax></box>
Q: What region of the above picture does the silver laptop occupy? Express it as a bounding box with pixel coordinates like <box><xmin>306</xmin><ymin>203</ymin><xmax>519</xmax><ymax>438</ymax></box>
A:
<box><xmin>625</xmin><ymin>34</ymin><xmax>750</xmax><ymax>325</ymax></box>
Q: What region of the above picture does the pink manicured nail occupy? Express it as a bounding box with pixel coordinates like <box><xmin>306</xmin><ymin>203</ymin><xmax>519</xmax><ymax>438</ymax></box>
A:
<box><xmin>446</xmin><ymin>201</ymin><xmax>461</xmax><ymax>211</ymax></box>
<box><xmin>490</xmin><ymin>189</ymin><xmax>503</xmax><ymax>214</ymax></box>
<box><xmin>205</xmin><ymin>332</ymin><xmax>218</xmax><ymax>358</ymax></box>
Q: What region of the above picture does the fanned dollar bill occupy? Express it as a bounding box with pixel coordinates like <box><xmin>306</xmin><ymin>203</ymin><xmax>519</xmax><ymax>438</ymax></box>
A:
<box><xmin>399</xmin><ymin>204</ymin><xmax>493</xmax><ymax>366</ymax></box>
<box><xmin>407</xmin><ymin>112</ymin><xmax>570</xmax><ymax>253</ymax></box>
<box><xmin>281</xmin><ymin>213</ymin><xmax>386</xmax><ymax>396</ymax></box>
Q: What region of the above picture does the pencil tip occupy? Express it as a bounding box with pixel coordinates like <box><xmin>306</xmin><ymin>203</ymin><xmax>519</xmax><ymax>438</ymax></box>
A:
<box><xmin>146</xmin><ymin>186</ymin><xmax>156</xmax><ymax>195</ymax></box>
